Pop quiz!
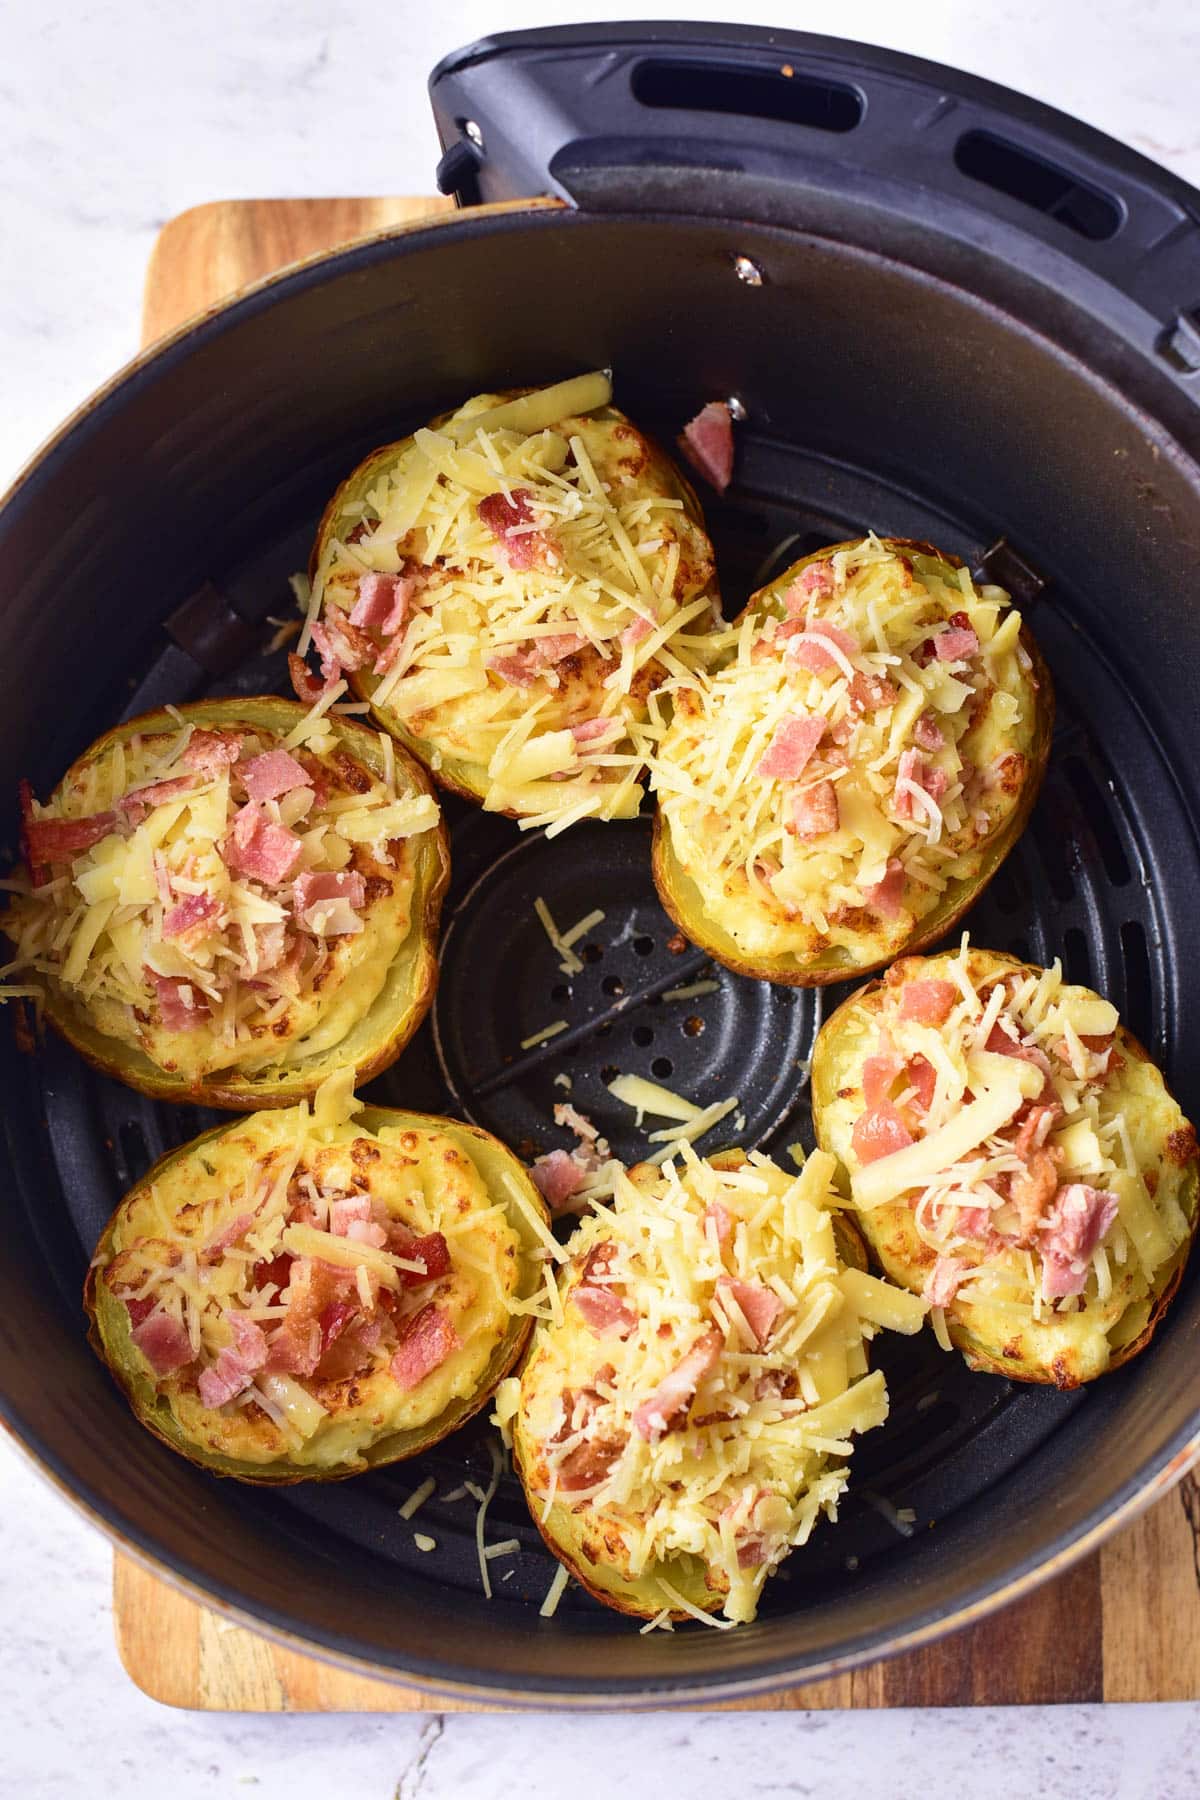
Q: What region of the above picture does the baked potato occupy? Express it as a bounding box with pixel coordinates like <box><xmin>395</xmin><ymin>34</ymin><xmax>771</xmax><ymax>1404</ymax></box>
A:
<box><xmin>651</xmin><ymin>535</ymin><xmax>1051</xmax><ymax>984</ymax></box>
<box><xmin>298</xmin><ymin>372</ymin><xmax>720</xmax><ymax>830</ymax></box>
<box><xmin>84</xmin><ymin>1073</ymin><xmax>550</xmax><ymax>1480</ymax></box>
<box><xmin>812</xmin><ymin>945</ymin><xmax>1199</xmax><ymax>1387</ymax></box>
<box><xmin>504</xmin><ymin>1145</ymin><xmax>926</xmax><ymax>1626</ymax></box>
<box><xmin>2</xmin><ymin>697</ymin><xmax>449</xmax><ymax>1107</ymax></box>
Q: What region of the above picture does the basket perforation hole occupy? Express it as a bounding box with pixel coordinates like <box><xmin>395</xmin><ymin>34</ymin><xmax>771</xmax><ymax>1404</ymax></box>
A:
<box><xmin>582</xmin><ymin>943</ymin><xmax>603</xmax><ymax>964</ymax></box>
<box><xmin>550</xmin><ymin>982</ymin><xmax>570</xmax><ymax>1002</ymax></box>
<box><xmin>633</xmin><ymin>935</ymin><xmax>654</xmax><ymax>956</ymax></box>
<box><xmin>632</xmin><ymin>1025</ymin><xmax>654</xmax><ymax>1047</ymax></box>
<box><xmin>651</xmin><ymin>1056</ymin><xmax>674</xmax><ymax>1079</ymax></box>
<box><xmin>1062</xmin><ymin>926</ymin><xmax>1091</xmax><ymax>986</ymax></box>
<box><xmin>601</xmin><ymin>975</ymin><xmax>625</xmax><ymax>997</ymax></box>
<box><xmin>1064</xmin><ymin>757</ymin><xmax>1131</xmax><ymax>886</ymax></box>
<box><xmin>600</xmin><ymin>1062</ymin><xmax>620</xmax><ymax>1083</ymax></box>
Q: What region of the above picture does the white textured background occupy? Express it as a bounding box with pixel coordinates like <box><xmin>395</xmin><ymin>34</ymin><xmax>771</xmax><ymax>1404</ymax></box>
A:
<box><xmin>2</xmin><ymin>1</ymin><xmax>1200</xmax><ymax>1794</ymax></box>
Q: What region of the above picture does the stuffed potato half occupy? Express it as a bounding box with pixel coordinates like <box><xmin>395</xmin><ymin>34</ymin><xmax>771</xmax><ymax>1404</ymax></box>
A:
<box><xmin>812</xmin><ymin>945</ymin><xmax>1199</xmax><ymax>1386</ymax></box>
<box><xmin>505</xmin><ymin>1146</ymin><xmax>926</xmax><ymax>1627</ymax></box>
<box><xmin>652</xmin><ymin>536</ymin><xmax>1051</xmax><ymax>984</ymax></box>
<box><xmin>300</xmin><ymin>372</ymin><xmax>720</xmax><ymax>831</ymax></box>
<box><xmin>2</xmin><ymin>697</ymin><xmax>449</xmax><ymax>1107</ymax></box>
<box><xmin>84</xmin><ymin>1075</ymin><xmax>551</xmax><ymax>1481</ymax></box>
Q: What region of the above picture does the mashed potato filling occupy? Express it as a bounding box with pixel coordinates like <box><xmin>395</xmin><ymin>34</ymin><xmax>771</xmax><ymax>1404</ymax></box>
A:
<box><xmin>304</xmin><ymin>375</ymin><xmax>718</xmax><ymax>831</ymax></box>
<box><xmin>509</xmin><ymin>1146</ymin><xmax>925</xmax><ymax>1626</ymax></box>
<box><xmin>3</xmin><ymin>710</ymin><xmax>439</xmax><ymax>1083</ymax></box>
<box><xmin>90</xmin><ymin>1079</ymin><xmax>523</xmax><ymax>1474</ymax></box>
<box><xmin>652</xmin><ymin>537</ymin><xmax>1040</xmax><ymax>966</ymax></box>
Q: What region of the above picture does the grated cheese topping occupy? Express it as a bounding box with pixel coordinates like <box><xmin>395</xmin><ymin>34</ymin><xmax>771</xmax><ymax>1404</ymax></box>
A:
<box><xmin>519</xmin><ymin>1145</ymin><xmax>925</xmax><ymax>1625</ymax></box>
<box><xmin>304</xmin><ymin>376</ymin><xmax>719</xmax><ymax>826</ymax></box>
<box><xmin>2</xmin><ymin>714</ymin><xmax>440</xmax><ymax>1082</ymax></box>
<box><xmin>650</xmin><ymin>537</ymin><xmax>1039</xmax><ymax>968</ymax></box>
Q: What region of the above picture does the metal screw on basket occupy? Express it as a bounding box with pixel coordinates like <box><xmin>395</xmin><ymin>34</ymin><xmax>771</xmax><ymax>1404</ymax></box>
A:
<box><xmin>462</xmin><ymin>119</ymin><xmax>485</xmax><ymax>151</ymax></box>
<box><xmin>733</xmin><ymin>254</ymin><xmax>764</xmax><ymax>286</ymax></box>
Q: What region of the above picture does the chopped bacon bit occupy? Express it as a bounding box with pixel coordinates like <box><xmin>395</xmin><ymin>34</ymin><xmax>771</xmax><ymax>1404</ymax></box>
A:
<box><xmin>633</xmin><ymin>1326</ymin><xmax>724</xmax><ymax>1443</ymax></box>
<box><xmin>1012</xmin><ymin>1148</ymin><xmax>1063</xmax><ymax>1241</ymax></box>
<box><xmin>530</xmin><ymin>1148</ymin><xmax>588</xmax><ymax>1213</ymax></box>
<box><xmin>787</xmin><ymin>779</ymin><xmax>839</xmax><ymax>839</ymax></box>
<box><xmin>293</xmin><ymin>869</ymin><xmax>366</xmax><ymax>917</ymax></box>
<box><xmin>23</xmin><ymin>809</ymin><xmax>118</xmax><ymax>868</ymax></box>
<box><xmin>118</xmin><ymin>775</ymin><xmax>197</xmax><ymax>821</ymax></box>
<box><xmin>350</xmin><ymin>572</ymin><xmax>407</xmax><ymax>632</ymax></box>
<box><xmin>955</xmin><ymin>1203</ymin><xmax>1001</xmax><ymax>1245</ymax></box>
<box><xmin>849</xmin><ymin>671</ymin><xmax>898</xmax><ymax>713</ymax></box>
<box><xmin>1011</xmin><ymin>1103</ymin><xmax>1062</xmax><ymax>1160</ymax></box>
<box><xmin>899</xmin><ymin>980</ymin><xmax>958</xmax><ymax>1026</ymax></box>
<box><xmin>863</xmin><ymin>1038</ymin><xmax>905</xmax><ymax>1108</ymax></box>
<box><xmin>241</xmin><ymin>749</ymin><xmax>312</xmax><ymax>804</ymax></box>
<box><xmin>717</xmin><ymin>1277</ymin><xmax>781</xmax><ymax>1348</ymax></box>
<box><xmin>266</xmin><ymin>1256</ymin><xmax>355</xmax><ymax>1376</ymax></box>
<box><xmin>906</xmin><ymin>1054</ymin><xmax>937</xmax><ymax>1112</ymax></box>
<box><xmin>328</xmin><ymin>1195</ymin><xmax>371</xmax><ymax>1236</ymax></box>
<box><xmin>1039</xmin><ymin>1183</ymin><xmax>1119</xmax><ymax>1301</ymax></box>
<box><xmin>621</xmin><ymin>614</ymin><xmax>655</xmax><ymax>647</ymax></box>
<box><xmin>386</xmin><ymin>1222</ymin><xmax>451</xmax><ymax>1285</ymax></box>
<box><xmin>317</xmin><ymin>1316</ymin><xmax>383</xmax><ymax>1382</ymax></box>
<box><xmin>147</xmin><ymin>970</ymin><xmax>210</xmax><ymax>1031</ymax></box>
<box><xmin>207</xmin><ymin>1211</ymin><xmax>254</xmax><ymax>1254</ymax></box>
<box><xmin>161</xmin><ymin>892</ymin><xmax>220</xmax><ymax>940</ymax></box>
<box><xmin>757</xmin><ymin>713</ymin><xmax>825</xmax><ymax>782</ymax></box>
<box><xmin>223</xmin><ymin>802</ymin><xmax>303</xmax><ymax>886</ymax></box>
<box><xmin>574</xmin><ymin>1284</ymin><xmax>638</xmax><ymax>1339</ymax></box>
<box><xmin>538</xmin><ymin>632</ymin><xmax>588</xmax><ymax>664</ymax></box>
<box><xmin>791</xmin><ymin>561</ymin><xmax>836</xmax><ymax>606</ymax></box>
<box><xmin>288</xmin><ymin>651</ymin><xmax>333</xmax><ymax>706</ymax></box>
<box><xmin>678</xmin><ymin>400</ymin><xmax>735</xmax><ymax>493</ymax></box>
<box><xmin>253</xmin><ymin>1252</ymin><xmax>293</xmax><ymax>1293</ymax></box>
<box><xmin>478</xmin><ymin>487</ymin><xmax>547</xmax><ymax>571</ymax></box>
<box><xmin>390</xmin><ymin>1304</ymin><xmax>460</xmax><ymax>1391</ymax></box>
<box><xmin>786</xmin><ymin>618</ymin><xmax>859</xmax><ymax>672</ymax></box>
<box><xmin>924</xmin><ymin>1255</ymin><xmax>967</xmax><ymax>1308</ymax></box>
<box><xmin>198</xmin><ymin>1311</ymin><xmax>268</xmax><ymax>1408</ymax></box>
<box><xmin>913</xmin><ymin>712</ymin><xmax>945</xmax><ymax>752</ymax></box>
<box><xmin>894</xmin><ymin>749</ymin><xmax>949</xmax><ymax>822</ymax></box>
<box><xmin>17</xmin><ymin>780</ymin><xmax>48</xmax><ymax>886</ymax></box>
<box><xmin>852</xmin><ymin>1102</ymin><xmax>913</xmax><ymax>1165</ymax></box>
<box><xmin>556</xmin><ymin>1429</ymin><xmax>625</xmax><ymax>1491</ymax></box>
<box><xmin>183</xmin><ymin>728</ymin><xmax>243</xmax><ymax>773</ymax></box>
<box><xmin>571</xmin><ymin>717</ymin><xmax>621</xmax><ymax>747</ymax></box>
<box><xmin>487</xmin><ymin>652</ymin><xmax>540</xmax><ymax>689</ymax></box>
<box><xmin>318</xmin><ymin>1299</ymin><xmax>357</xmax><ymax>1355</ymax></box>
<box><xmin>130</xmin><ymin>1307</ymin><xmax>194</xmax><ymax>1374</ymax></box>
<box><xmin>935</xmin><ymin>618</ymin><xmax>979</xmax><ymax>662</ymax></box>
<box><xmin>985</xmin><ymin>1020</ymin><xmax>1052</xmax><ymax>1077</ymax></box>
<box><xmin>704</xmin><ymin>1201</ymin><xmax>733</xmax><ymax>1243</ymax></box>
<box><xmin>865</xmin><ymin>858</ymin><xmax>907</xmax><ymax>920</ymax></box>
<box><xmin>313</xmin><ymin>612</ymin><xmax>375</xmax><ymax>676</ymax></box>
<box><xmin>123</xmin><ymin>1294</ymin><xmax>156</xmax><ymax>1329</ymax></box>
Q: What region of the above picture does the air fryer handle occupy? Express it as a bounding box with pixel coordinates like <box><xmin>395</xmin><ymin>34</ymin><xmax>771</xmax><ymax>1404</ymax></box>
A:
<box><xmin>429</xmin><ymin>23</ymin><xmax>1200</xmax><ymax>370</ymax></box>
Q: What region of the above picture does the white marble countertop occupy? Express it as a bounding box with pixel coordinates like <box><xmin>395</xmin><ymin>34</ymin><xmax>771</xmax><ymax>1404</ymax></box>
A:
<box><xmin>3</xmin><ymin>0</ymin><xmax>1200</xmax><ymax>1793</ymax></box>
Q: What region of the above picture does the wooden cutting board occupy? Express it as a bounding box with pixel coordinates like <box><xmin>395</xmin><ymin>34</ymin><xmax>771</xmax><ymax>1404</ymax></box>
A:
<box><xmin>112</xmin><ymin>196</ymin><xmax>1200</xmax><ymax>1711</ymax></box>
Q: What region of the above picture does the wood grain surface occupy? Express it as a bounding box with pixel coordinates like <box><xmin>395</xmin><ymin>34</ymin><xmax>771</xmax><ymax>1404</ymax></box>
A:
<box><xmin>112</xmin><ymin>196</ymin><xmax>1200</xmax><ymax>1712</ymax></box>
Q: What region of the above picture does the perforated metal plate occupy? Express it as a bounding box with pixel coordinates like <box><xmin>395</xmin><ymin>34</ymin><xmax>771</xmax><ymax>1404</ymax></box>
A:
<box><xmin>21</xmin><ymin>422</ymin><xmax>1191</xmax><ymax>1628</ymax></box>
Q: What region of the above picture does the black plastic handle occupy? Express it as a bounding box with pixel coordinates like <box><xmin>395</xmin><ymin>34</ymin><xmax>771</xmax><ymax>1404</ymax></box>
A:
<box><xmin>429</xmin><ymin>22</ymin><xmax>1200</xmax><ymax>376</ymax></box>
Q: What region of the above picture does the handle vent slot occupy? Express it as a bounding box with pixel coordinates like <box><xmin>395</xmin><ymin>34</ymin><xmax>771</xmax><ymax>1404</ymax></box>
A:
<box><xmin>631</xmin><ymin>58</ymin><xmax>862</xmax><ymax>134</ymax></box>
<box><xmin>954</xmin><ymin>129</ymin><xmax>1122</xmax><ymax>241</ymax></box>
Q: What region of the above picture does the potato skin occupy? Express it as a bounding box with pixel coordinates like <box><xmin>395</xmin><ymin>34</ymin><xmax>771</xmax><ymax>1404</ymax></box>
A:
<box><xmin>652</xmin><ymin>537</ymin><xmax>1053</xmax><ymax>987</ymax></box>
<box><xmin>21</xmin><ymin>697</ymin><xmax>450</xmax><ymax>1110</ymax></box>
<box><xmin>311</xmin><ymin>396</ymin><xmax>718</xmax><ymax>817</ymax></box>
<box><xmin>811</xmin><ymin>949</ymin><xmax>1199</xmax><ymax>1386</ymax></box>
<box><xmin>84</xmin><ymin>1105</ymin><xmax>548</xmax><ymax>1483</ymax></box>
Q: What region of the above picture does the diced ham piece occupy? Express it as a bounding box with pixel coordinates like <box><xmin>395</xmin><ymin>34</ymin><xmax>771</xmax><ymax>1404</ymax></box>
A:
<box><xmin>241</xmin><ymin>749</ymin><xmax>312</xmax><ymax>804</ymax></box>
<box><xmin>787</xmin><ymin>780</ymin><xmax>839</xmax><ymax>839</ymax></box>
<box><xmin>292</xmin><ymin>870</ymin><xmax>367</xmax><ymax>937</ymax></box>
<box><xmin>906</xmin><ymin>1054</ymin><xmax>937</xmax><ymax>1112</ymax></box>
<box><xmin>913</xmin><ymin>713</ymin><xmax>945</xmax><ymax>752</ymax></box>
<box><xmin>704</xmin><ymin>1201</ymin><xmax>733</xmax><ymax>1243</ymax></box>
<box><xmin>1012</xmin><ymin>1148</ymin><xmax>1062</xmax><ymax>1240</ymax></box>
<box><xmin>935</xmin><ymin>613</ymin><xmax>980</xmax><ymax>662</ymax></box>
<box><xmin>785</xmin><ymin>561</ymin><xmax>836</xmax><ymax>609</ymax></box>
<box><xmin>899</xmin><ymin>980</ymin><xmax>958</xmax><ymax>1026</ymax></box>
<box><xmin>788</xmin><ymin>619</ymin><xmax>859</xmax><ymax>673</ymax></box>
<box><xmin>386</xmin><ymin>1222</ymin><xmax>452</xmax><ymax>1286</ymax></box>
<box><xmin>130</xmin><ymin>1307</ymin><xmax>193</xmax><ymax>1376</ymax></box>
<box><xmin>318</xmin><ymin>1300</ymin><xmax>357</xmax><ymax>1356</ymax></box>
<box><xmin>894</xmin><ymin>749</ymin><xmax>949</xmax><ymax>822</ymax></box>
<box><xmin>313</xmin><ymin>612</ymin><xmax>375</xmax><ymax>677</ymax></box>
<box><xmin>621</xmin><ymin>614</ymin><xmax>655</xmax><ymax>647</ymax></box>
<box><xmin>717</xmin><ymin>1277</ymin><xmax>782</xmax><ymax>1348</ymax></box>
<box><xmin>161</xmin><ymin>892</ymin><xmax>220</xmax><ymax>939</ymax></box>
<box><xmin>23</xmin><ymin>809</ymin><xmax>118</xmax><ymax>869</ymax></box>
<box><xmin>849</xmin><ymin>671</ymin><xmax>898</xmax><ymax>713</ymax></box>
<box><xmin>198</xmin><ymin>1311</ymin><xmax>268</xmax><ymax>1409</ymax></box>
<box><xmin>329</xmin><ymin>1196</ymin><xmax>371</xmax><ymax>1235</ymax></box>
<box><xmin>183</xmin><ymin>728</ymin><xmax>243</xmax><ymax>773</ymax></box>
<box><xmin>1039</xmin><ymin>1183</ymin><xmax>1119</xmax><ymax>1298</ymax></box>
<box><xmin>316</xmin><ymin>1316</ymin><xmax>383</xmax><ymax>1383</ymax></box>
<box><xmin>863</xmin><ymin>1040</ymin><xmax>904</xmax><ymax>1109</ymax></box>
<box><xmin>147</xmin><ymin>971</ymin><xmax>210</xmax><ymax>1031</ymax></box>
<box><xmin>288</xmin><ymin>651</ymin><xmax>334</xmax><ymax>706</ymax></box>
<box><xmin>633</xmin><ymin>1326</ymin><xmax>724</xmax><ymax>1443</ymax></box>
<box><xmin>574</xmin><ymin>1284</ymin><xmax>638</xmax><ymax>1339</ymax></box>
<box><xmin>389</xmin><ymin>1304</ymin><xmax>460</xmax><ymax>1392</ymax></box>
<box><xmin>924</xmin><ymin>1256</ymin><xmax>968</xmax><ymax>1308</ymax></box>
<box><xmin>985</xmin><ymin>1021</ymin><xmax>1053</xmax><ymax>1076</ymax></box>
<box><xmin>266</xmin><ymin>1256</ymin><xmax>355</xmax><ymax>1375</ymax></box>
<box><xmin>757</xmin><ymin>713</ymin><xmax>825</xmax><ymax>782</ymax></box>
<box><xmin>487</xmin><ymin>652</ymin><xmax>539</xmax><ymax>689</ymax></box>
<box><xmin>350</xmin><ymin>571</ymin><xmax>416</xmax><ymax>635</ymax></box>
<box><xmin>1011</xmin><ymin>1103</ymin><xmax>1062</xmax><ymax>1159</ymax></box>
<box><xmin>956</xmin><ymin>1204</ymin><xmax>1000</xmax><ymax>1244</ymax></box>
<box><xmin>346</xmin><ymin>1219</ymin><xmax>389</xmax><ymax>1248</ymax></box>
<box><xmin>679</xmin><ymin>400</ymin><xmax>735</xmax><ymax>493</ymax></box>
<box><xmin>556</xmin><ymin>1429</ymin><xmax>625</xmax><ymax>1492</ymax></box>
<box><xmin>123</xmin><ymin>1294</ymin><xmax>156</xmax><ymax>1329</ymax></box>
<box><xmin>118</xmin><ymin>775</ymin><xmax>197</xmax><ymax>821</ymax></box>
<box><xmin>223</xmin><ymin>802</ymin><xmax>303</xmax><ymax>886</ymax></box>
<box><xmin>207</xmin><ymin>1212</ymin><xmax>254</xmax><ymax>1254</ymax></box>
<box><xmin>530</xmin><ymin>1148</ymin><xmax>588</xmax><ymax>1214</ymax></box>
<box><xmin>571</xmin><ymin>717</ymin><xmax>621</xmax><ymax>747</ymax></box>
<box><xmin>852</xmin><ymin>1103</ymin><xmax>913</xmax><ymax>1165</ymax></box>
<box><xmin>865</xmin><ymin>858</ymin><xmax>907</xmax><ymax>919</ymax></box>
<box><xmin>538</xmin><ymin>632</ymin><xmax>588</xmax><ymax>664</ymax></box>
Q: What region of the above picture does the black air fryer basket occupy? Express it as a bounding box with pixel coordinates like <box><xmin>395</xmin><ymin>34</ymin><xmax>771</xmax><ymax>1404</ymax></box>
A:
<box><xmin>2</xmin><ymin>23</ymin><xmax>1200</xmax><ymax>1705</ymax></box>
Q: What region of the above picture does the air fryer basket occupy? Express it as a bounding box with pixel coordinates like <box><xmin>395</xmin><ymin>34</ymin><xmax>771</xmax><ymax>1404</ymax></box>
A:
<box><xmin>3</xmin><ymin>25</ymin><xmax>1200</xmax><ymax>1704</ymax></box>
